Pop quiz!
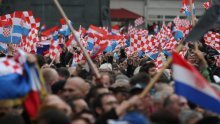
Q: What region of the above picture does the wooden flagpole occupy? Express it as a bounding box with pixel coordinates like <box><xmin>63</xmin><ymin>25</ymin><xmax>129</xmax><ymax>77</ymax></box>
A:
<box><xmin>140</xmin><ymin>43</ymin><xmax>183</xmax><ymax>98</ymax></box>
<box><xmin>53</xmin><ymin>0</ymin><xmax>101</xmax><ymax>79</ymax></box>
<box><xmin>189</xmin><ymin>0</ymin><xmax>195</xmax><ymax>26</ymax></box>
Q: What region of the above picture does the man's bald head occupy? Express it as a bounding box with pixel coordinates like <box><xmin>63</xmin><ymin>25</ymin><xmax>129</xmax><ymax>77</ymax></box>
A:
<box><xmin>42</xmin><ymin>68</ymin><xmax>59</xmax><ymax>86</ymax></box>
<box><xmin>62</xmin><ymin>77</ymin><xmax>90</xmax><ymax>100</ymax></box>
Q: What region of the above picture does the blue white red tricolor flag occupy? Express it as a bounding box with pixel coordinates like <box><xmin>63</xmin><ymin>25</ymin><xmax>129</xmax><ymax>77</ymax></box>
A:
<box><xmin>172</xmin><ymin>51</ymin><xmax>220</xmax><ymax>114</ymax></box>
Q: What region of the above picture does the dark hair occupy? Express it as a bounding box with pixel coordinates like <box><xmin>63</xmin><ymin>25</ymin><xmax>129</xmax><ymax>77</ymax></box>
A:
<box><xmin>37</xmin><ymin>108</ymin><xmax>70</xmax><ymax>124</ymax></box>
<box><xmin>196</xmin><ymin>116</ymin><xmax>220</xmax><ymax>124</ymax></box>
<box><xmin>78</xmin><ymin>69</ymin><xmax>91</xmax><ymax>80</ymax></box>
<box><xmin>120</xmin><ymin>49</ymin><xmax>127</xmax><ymax>59</ymax></box>
<box><xmin>0</xmin><ymin>113</ymin><xmax>24</xmax><ymax>124</ymax></box>
<box><xmin>51</xmin><ymin>80</ymin><xmax>66</xmax><ymax>94</ymax></box>
<box><xmin>36</xmin><ymin>54</ymin><xmax>46</xmax><ymax>67</ymax></box>
<box><xmin>150</xmin><ymin>109</ymin><xmax>180</xmax><ymax>124</ymax></box>
<box><xmin>85</xmin><ymin>85</ymin><xmax>106</xmax><ymax>107</ymax></box>
<box><xmin>93</xmin><ymin>93</ymin><xmax>114</xmax><ymax>110</ymax></box>
<box><xmin>56</xmin><ymin>67</ymin><xmax>70</xmax><ymax>80</ymax></box>
<box><xmin>129</xmin><ymin>72</ymin><xmax>150</xmax><ymax>86</ymax></box>
<box><xmin>107</xmin><ymin>56</ymin><xmax>113</xmax><ymax>64</ymax></box>
<box><xmin>139</xmin><ymin>62</ymin><xmax>156</xmax><ymax>74</ymax></box>
<box><xmin>0</xmin><ymin>53</ymin><xmax>6</xmax><ymax>57</ymax></box>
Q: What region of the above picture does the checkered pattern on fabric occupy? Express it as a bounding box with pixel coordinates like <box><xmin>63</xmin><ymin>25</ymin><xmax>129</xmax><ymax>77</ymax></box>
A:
<box><xmin>49</xmin><ymin>43</ymin><xmax>62</xmax><ymax>59</ymax></box>
<box><xmin>154</xmin><ymin>53</ymin><xmax>166</xmax><ymax>69</ymax></box>
<box><xmin>130</xmin><ymin>34</ymin><xmax>159</xmax><ymax>53</ymax></box>
<box><xmin>0</xmin><ymin>57</ymin><xmax>23</xmax><ymax>75</ymax></box>
<box><xmin>203</xmin><ymin>31</ymin><xmax>220</xmax><ymax>51</ymax></box>
<box><xmin>134</xmin><ymin>17</ymin><xmax>145</xmax><ymax>27</ymax></box>
<box><xmin>173</xmin><ymin>17</ymin><xmax>190</xmax><ymax>28</ymax></box>
<box><xmin>0</xmin><ymin>11</ymin><xmax>40</xmax><ymax>28</ymax></box>
<box><xmin>203</xmin><ymin>1</ymin><xmax>211</xmax><ymax>9</ymax></box>
<box><xmin>117</xmin><ymin>35</ymin><xmax>128</xmax><ymax>48</ymax></box>
<box><xmin>22</xmin><ymin>11</ymin><xmax>40</xmax><ymax>28</ymax></box>
<box><xmin>72</xmin><ymin>52</ymin><xmax>84</xmax><ymax>63</ymax></box>
<box><xmin>163</xmin><ymin>37</ymin><xmax>178</xmax><ymax>50</ymax></box>
<box><xmin>136</xmin><ymin>29</ymin><xmax>149</xmax><ymax>36</ymax></box>
<box><xmin>128</xmin><ymin>25</ymin><xmax>138</xmax><ymax>35</ymax></box>
<box><xmin>156</xmin><ymin>25</ymin><xmax>177</xmax><ymax>49</ymax></box>
<box><xmin>22</xmin><ymin>28</ymin><xmax>39</xmax><ymax>53</ymax></box>
<box><xmin>182</xmin><ymin>25</ymin><xmax>192</xmax><ymax>37</ymax></box>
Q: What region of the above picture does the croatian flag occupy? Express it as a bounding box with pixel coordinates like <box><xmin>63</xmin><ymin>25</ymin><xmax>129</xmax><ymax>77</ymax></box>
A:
<box><xmin>172</xmin><ymin>51</ymin><xmax>220</xmax><ymax>114</ymax></box>
<box><xmin>0</xmin><ymin>50</ymin><xmax>30</xmax><ymax>100</ymax></box>
<box><xmin>111</xmin><ymin>25</ymin><xmax>120</xmax><ymax>35</ymax></box>
<box><xmin>0</xmin><ymin>19</ymin><xmax>21</xmax><ymax>44</ymax></box>
<box><xmin>58</xmin><ymin>18</ymin><xmax>71</xmax><ymax>36</ymax></box>
<box><xmin>87</xmin><ymin>25</ymin><xmax>107</xmax><ymax>37</ymax></box>
<box><xmin>0</xmin><ymin>11</ymin><xmax>31</xmax><ymax>44</ymax></box>
<box><xmin>181</xmin><ymin>0</ymin><xmax>195</xmax><ymax>16</ymax></box>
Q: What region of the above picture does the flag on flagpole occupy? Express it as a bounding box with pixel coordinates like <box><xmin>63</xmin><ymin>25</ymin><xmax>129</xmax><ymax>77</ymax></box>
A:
<box><xmin>172</xmin><ymin>51</ymin><xmax>220</xmax><ymax>114</ymax></box>
<box><xmin>134</xmin><ymin>17</ymin><xmax>145</xmax><ymax>27</ymax></box>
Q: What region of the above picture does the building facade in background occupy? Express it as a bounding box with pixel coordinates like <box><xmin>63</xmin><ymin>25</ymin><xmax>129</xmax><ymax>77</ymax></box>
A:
<box><xmin>110</xmin><ymin>0</ymin><xmax>207</xmax><ymax>27</ymax></box>
<box><xmin>0</xmin><ymin>0</ymin><xmax>111</xmax><ymax>28</ymax></box>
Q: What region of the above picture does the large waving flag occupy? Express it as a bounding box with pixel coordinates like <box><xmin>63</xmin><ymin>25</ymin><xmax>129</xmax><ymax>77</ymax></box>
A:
<box><xmin>203</xmin><ymin>31</ymin><xmax>220</xmax><ymax>53</ymax></box>
<box><xmin>0</xmin><ymin>50</ymin><xmax>30</xmax><ymax>100</ymax></box>
<box><xmin>172</xmin><ymin>51</ymin><xmax>220</xmax><ymax>114</ymax></box>
<box><xmin>0</xmin><ymin>11</ymin><xmax>32</xmax><ymax>44</ymax></box>
<box><xmin>0</xmin><ymin>50</ymin><xmax>46</xmax><ymax>118</ymax></box>
<box><xmin>9</xmin><ymin>11</ymin><xmax>30</xmax><ymax>36</ymax></box>
<box><xmin>0</xmin><ymin>19</ymin><xmax>21</xmax><ymax>44</ymax></box>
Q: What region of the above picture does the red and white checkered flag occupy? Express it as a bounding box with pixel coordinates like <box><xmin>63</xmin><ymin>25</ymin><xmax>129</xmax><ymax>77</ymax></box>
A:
<box><xmin>130</xmin><ymin>34</ymin><xmax>159</xmax><ymax>53</ymax></box>
<box><xmin>154</xmin><ymin>53</ymin><xmax>166</xmax><ymax>69</ymax></box>
<box><xmin>49</xmin><ymin>42</ymin><xmax>62</xmax><ymax>60</ymax></box>
<box><xmin>156</xmin><ymin>24</ymin><xmax>177</xmax><ymax>49</ymax></box>
<box><xmin>203</xmin><ymin>31</ymin><xmax>220</xmax><ymax>52</ymax></box>
<box><xmin>0</xmin><ymin>11</ymin><xmax>40</xmax><ymax>28</ymax></box>
<box><xmin>136</xmin><ymin>29</ymin><xmax>149</xmax><ymax>36</ymax></box>
<box><xmin>134</xmin><ymin>17</ymin><xmax>144</xmax><ymax>27</ymax></box>
<box><xmin>203</xmin><ymin>1</ymin><xmax>211</xmax><ymax>10</ymax></box>
<box><xmin>22</xmin><ymin>11</ymin><xmax>40</xmax><ymax>28</ymax></box>
<box><xmin>128</xmin><ymin>25</ymin><xmax>138</xmax><ymax>35</ymax></box>
<box><xmin>173</xmin><ymin>17</ymin><xmax>190</xmax><ymax>28</ymax></box>
<box><xmin>22</xmin><ymin>28</ymin><xmax>39</xmax><ymax>53</ymax></box>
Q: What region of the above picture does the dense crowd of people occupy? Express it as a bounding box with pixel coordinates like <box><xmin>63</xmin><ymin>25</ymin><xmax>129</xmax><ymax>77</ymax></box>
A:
<box><xmin>0</xmin><ymin>35</ymin><xmax>219</xmax><ymax>124</ymax></box>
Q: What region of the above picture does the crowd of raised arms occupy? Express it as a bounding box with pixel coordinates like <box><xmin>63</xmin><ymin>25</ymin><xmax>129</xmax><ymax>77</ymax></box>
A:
<box><xmin>0</xmin><ymin>1</ymin><xmax>220</xmax><ymax>124</ymax></box>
